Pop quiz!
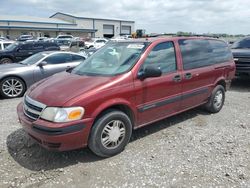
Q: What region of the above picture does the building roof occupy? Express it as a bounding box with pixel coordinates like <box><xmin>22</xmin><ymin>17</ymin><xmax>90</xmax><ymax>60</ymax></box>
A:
<box><xmin>0</xmin><ymin>15</ymin><xmax>76</xmax><ymax>25</ymax></box>
<box><xmin>50</xmin><ymin>12</ymin><xmax>135</xmax><ymax>23</ymax></box>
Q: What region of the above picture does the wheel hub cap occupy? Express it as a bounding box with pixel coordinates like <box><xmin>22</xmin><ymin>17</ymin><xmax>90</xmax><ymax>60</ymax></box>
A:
<box><xmin>101</xmin><ymin>120</ymin><xmax>126</xmax><ymax>149</ymax></box>
<box><xmin>214</xmin><ymin>91</ymin><xmax>223</xmax><ymax>108</ymax></box>
<box><xmin>2</xmin><ymin>79</ymin><xmax>23</xmax><ymax>97</ymax></box>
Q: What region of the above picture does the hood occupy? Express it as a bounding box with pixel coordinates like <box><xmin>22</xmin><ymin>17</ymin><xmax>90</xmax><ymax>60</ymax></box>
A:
<box><xmin>0</xmin><ymin>63</ymin><xmax>27</xmax><ymax>72</ymax></box>
<box><xmin>231</xmin><ymin>48</ymin><xmax>250</xmax><ymax>57</ymax></box>
<box><xmin>27</xmin><ymin>72</ymin><xmax>120</xmax><ymax>107</ymax></box>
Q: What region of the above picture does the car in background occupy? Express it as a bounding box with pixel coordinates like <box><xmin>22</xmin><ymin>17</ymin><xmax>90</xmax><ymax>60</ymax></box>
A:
<box><xmin>36</xmin><ymin>37</ymin><xmax>49</xmax><ymax>41</ymax></box>
<box><xmin>68</xmin><ymin>40</ymin><xmax>85</xmax><ymax>53</ymax></box>
<box><xmin>231</xmin><ymin>37</ymin><xmax>250</xmax><ymax>76</ymax></box>
<box><xmin>56</xmin><ymin>35</ymin><xmax>74</xmax><ymax>40</ymax></box>
<box><xmin>0</xmin><ymin>41</ymin><xmax>60</xmax><ymax>64</ymax></box>
<box><xmin>17</xmin><ymin>35</ymin><xmax>34</xmax><ymax>41</ymax></box>
<box><xmin>79</xmin><ymin>47</ymin><xmax>98</xmax><ymax>59</ymax></box>
<box><xmin>0</xmin><ymin>37</ymin><xmax>8</xmax><ymax>41</ymax></box>
<box><xmin>0</xmin><ymin>51</ymin><xmax>85</xmax><ymax>98</ymax></box>
<box><xmin>55</xmin><ymin>39</ymin><xmax>72</xmax><ymax>51</ymax></box>
<box><xmin>85</xmin><ymin>38</ymin><xmax>108</xmax><ymax>49</ymax></box>
<box><xmin>111</xmin><ymin>35</ymin><xmax>132</xmax><ymax>41</ymax></box>
<box><xmin>0</xmin><ymin>40</ymin><xmax>15</xmax><ymax>51</ymax></box>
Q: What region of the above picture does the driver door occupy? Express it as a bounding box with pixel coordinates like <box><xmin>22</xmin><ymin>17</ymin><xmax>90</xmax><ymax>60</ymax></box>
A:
<box><xmin>33</xmin><ymin>53</ymin><xmax>74</xmax><ymax>82</ymax></box>
<box><xmin>134</xmin><ymin>41</ymin><xmax>182</xmax><ymax>126</ymax></box>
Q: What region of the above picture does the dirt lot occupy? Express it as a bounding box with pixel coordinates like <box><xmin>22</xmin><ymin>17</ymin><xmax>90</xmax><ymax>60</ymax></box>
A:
<box><xmin>0</xmin><ymin>77</ymin><xmax>250</xmax><ymax>188</ymax></box>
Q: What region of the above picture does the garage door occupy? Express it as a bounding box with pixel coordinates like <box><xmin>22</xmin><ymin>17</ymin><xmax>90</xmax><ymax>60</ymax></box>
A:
<box><xmin>103</xmin><ymin>25</ymin><xmax>114</xmax><ymax>35</ymax></box>
<box><xmin>121</xmin><ymin>26</ymin><xmax>131</xmax><ymax>35</ymax></box>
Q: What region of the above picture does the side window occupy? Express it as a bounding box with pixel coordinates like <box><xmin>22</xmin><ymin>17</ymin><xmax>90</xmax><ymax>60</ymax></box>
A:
<box><xmin>179</xmin><ymin>39</ymin><xmax>232</xmax><ymax>70</ymax></box>
<box><xmin>45</xmin><ymin>53</ymin><xmax>72</xmax><ymax>64</ymax></box>
<box><xmin>33</xmin><ymin>43</ymin><xmax>44</xmax><ymax>50</ymax></box>
<box><xmin>178</xmin><ymin>39</ymin><xmax>213</xmax><ymax>70</ymax></box>
<box><xmin>20</xmin><ymin>44</ymin><xmax>33</xmax><ymax>51</ymax></box>
<box><xmin>72</xmin><ymin>55</ymin><xmax>85</xmax><ymax>61</ymax></box>
<box><xmin>143</xmin><ymin>42</ymin><xmax>177</xmax><ymax>74</ymax></box>
<box><xmin>209</xmin><ymin>40</ymin><xmax>233</xmax><ymax>63</ymax></box>
<box><xmin>3</xmin><ymin>43</ymin><xmax>11</xmax><ymax>49</ymax></box>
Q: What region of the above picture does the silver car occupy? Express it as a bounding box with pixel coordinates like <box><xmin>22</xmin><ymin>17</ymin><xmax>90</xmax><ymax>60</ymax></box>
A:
<box><xmin>0</xmin><ymin>51</ymin><xmax>85</xmax><ymax>98</ymax></box>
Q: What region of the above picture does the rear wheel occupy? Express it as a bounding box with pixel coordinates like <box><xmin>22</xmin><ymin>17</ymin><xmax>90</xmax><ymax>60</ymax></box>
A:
<box><xmin>0</xmin><ymin>57</ymin><xmax>13</xmax><ymax>64</ymax></box>
<box><xmin>0</xmin><ymin>77</ymin><xmax>26</xmax><ymax>98</ymax></box>
<box><xmin>88</xmin><ymin>110</ymin><xmax>132</xmax><ymax>157</ymax></box>
<box><xmin>205</xmin><ymin>85</ymin><xmax>225</xmax><ymax>113</ymax></box>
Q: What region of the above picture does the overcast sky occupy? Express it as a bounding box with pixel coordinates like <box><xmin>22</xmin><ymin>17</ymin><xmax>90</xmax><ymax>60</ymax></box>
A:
<box><xmin>1</xmin><ymin>0</ymin><xmax>250</xmax><ymax>34</ymax></box>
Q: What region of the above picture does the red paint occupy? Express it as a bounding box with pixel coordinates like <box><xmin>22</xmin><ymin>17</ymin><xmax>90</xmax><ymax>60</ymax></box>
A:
<box><xmin>17</xmin><ymin>37</ymin><xmax>235</xmax><ymax>151</ymax></box>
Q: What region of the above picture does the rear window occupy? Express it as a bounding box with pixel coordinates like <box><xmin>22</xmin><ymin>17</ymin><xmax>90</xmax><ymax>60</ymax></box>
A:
<box><xmin>178</xmin><ymin>39</ymin><xmax>233</xmax><ymax>70</ymax></box>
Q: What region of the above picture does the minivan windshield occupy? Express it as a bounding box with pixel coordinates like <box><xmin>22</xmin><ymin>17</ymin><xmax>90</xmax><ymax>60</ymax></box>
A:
<box><xmin>231</xmin><ymin>38</ymin><xmax>250</xmax><ymax>49</ymax></box>
<box><xmin>72</xmin><ymin>42</ymin><xmax>148</xmax><ymax>76</ymax></box>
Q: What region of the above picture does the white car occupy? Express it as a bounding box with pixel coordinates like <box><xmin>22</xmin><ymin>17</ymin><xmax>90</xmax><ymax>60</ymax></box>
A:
<box><xmin>0</xmin><ymin>40</ymin><xmax>15</xmax><ymax>51</ymax></box>
<box><xmin>111</xmin><ymin>35</ymin><xmax>132</xmax><ymax>41</ymax></box>
<box><xmin>85</xmin><ymin>38</ymin><xmax>108</xmax><ymax>49</ymax></box>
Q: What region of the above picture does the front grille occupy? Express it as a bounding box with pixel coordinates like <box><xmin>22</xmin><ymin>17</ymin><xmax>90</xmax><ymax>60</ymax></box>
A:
<box><xmin>234</xmin><ymin>57</ymin><xmax>250</xmax><ymax>72</ymax></box>
<box><xmin>23</xmin><ymin>95</ymin><xmax>46</xmax><ymax>120</ymax></box>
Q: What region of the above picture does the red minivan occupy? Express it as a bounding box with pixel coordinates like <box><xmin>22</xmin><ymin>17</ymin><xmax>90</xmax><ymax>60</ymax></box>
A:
<box><xmin>17</xmin><ymin>37</ymin><xmax>235</xmax><ymax>157</ymax></box>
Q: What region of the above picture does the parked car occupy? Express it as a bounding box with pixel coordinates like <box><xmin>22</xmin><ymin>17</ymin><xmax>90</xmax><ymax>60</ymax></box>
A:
<box><xmin>79</xmin><ymin>47</ymin><xmax>98</xmax><ymax>59</ymax></box>
<box><xmin>85</xmin><ymin>38</ymin><xmax>108</xmax><ymax>49</ymax></box>
<box><xmin>0</xmin><ymin>40</ymin><xmax>15</xmax><ymax>51</ymax></box>
<box><xmin>56</xmin><ymin>35</ymin><xmax>74</xmax><ymax>40</ymax></box>
<box><xmin>0</xmin><ymin>51</ymin><xmax>85</xmax><ymax>98</ymax></box>
<box><xmin>0</xmin><ymin>41</ymin><xmax>60</xmax><ymax>64</ymax></box>
<box><xmin>0</xmin><ymin>37</ymin><xmax>8</xmax><ymax>41</ymax></box>
<box><xmin>55</xmin><ymin>39</ymin><xmax>72</xmax><ymax>51</ymax></box>
<box><xmin>17</xmin><ymin>35</ymin><xmax>34</xmax><ymax>41</ymax></box>
<box><xmin>231</xmin><ymin>37</ymin><xmax>250</xmax><ymax>76</ymax></box>
<box><xmin>111</xmin><ymin>35</ymin><xmax>132</xmax><ymax>41</ymax></box>
<box><xmin>17</xmin><ymin>37</ymin><xmax>235</xmax><ymax>157</ymax></box>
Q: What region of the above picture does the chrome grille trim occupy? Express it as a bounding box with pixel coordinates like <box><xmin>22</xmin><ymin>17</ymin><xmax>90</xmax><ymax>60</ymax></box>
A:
<box><xmin>23</xmin><ymin>95</ymin><xmax>46</xmax><ymax>120</ymax></box>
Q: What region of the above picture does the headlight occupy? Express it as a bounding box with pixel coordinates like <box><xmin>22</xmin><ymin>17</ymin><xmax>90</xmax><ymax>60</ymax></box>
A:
<box><xmin>40</xmin><ymin>107</ymin><xmax>84</xmax><ymax>123</ymax></box>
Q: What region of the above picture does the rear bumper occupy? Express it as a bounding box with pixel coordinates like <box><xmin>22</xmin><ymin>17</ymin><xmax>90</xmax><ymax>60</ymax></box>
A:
<box><xmin>17</xmin><ymin>102</ymin><xmax>94</xmax><ymax>151</ymax></box>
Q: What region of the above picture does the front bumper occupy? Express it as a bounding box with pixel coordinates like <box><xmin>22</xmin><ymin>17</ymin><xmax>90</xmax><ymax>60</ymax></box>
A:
<box><xmin>17</xmin><ymin>102</ymin><xmax>94</xmax><ymax>151</ymax></box>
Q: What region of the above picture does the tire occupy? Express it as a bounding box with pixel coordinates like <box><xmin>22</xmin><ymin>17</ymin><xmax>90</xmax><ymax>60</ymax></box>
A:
<box><xmin>205</xmin><ymin>85</ymin><xmax>225</xmax><ymax>113</ymax></box>
<box><xmin>88</xmin><ymin>110</ymin><xmax>132</xmax><ymax>157</ymax></box>
<box><xmin>0</xmin><ymin>77</ymin><xmax>26</xmax><ymax>98</ymax></box>
<box><xmin>0</xmin><ymin>57</ymin><xmax>13</xmax><ymax>64</ymax></box>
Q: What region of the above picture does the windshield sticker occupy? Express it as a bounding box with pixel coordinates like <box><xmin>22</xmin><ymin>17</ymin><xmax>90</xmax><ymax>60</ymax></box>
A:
<box><xmin>127</xmin><ymin>44</ymin><xmax>145</xmax><ymax>49</ymax></box>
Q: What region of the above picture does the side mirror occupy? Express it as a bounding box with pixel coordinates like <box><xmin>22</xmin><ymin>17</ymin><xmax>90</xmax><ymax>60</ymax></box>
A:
<box><xmin>16</xmin><ymin>48</ymin><xmax>20</xmax><ymax>52</ymax></box>
<box><xmin>138</xmin><ymin>65</ymin><xmax>162</xmax><ymax>80</ymax></box>
<box><xmin>38</xmin><ymin>61</ymin><xmax>47</xmax><ymax>67</ymax></box>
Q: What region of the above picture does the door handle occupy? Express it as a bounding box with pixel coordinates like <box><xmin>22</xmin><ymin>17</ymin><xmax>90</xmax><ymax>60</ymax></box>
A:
<box><xmin>185</xmin><ymin>73</ymin><xmax>192</xmax><ymax>79</ymax></box>
<box><xmin>173</xmin><ymin>75</ymin><xmax>182</xmax><ymax>82</ymax></box>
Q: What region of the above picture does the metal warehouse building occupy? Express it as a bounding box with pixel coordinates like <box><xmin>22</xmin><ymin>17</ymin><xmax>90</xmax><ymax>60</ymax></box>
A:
<box><xmin>0</xmin><ymin>12</ymin><xmax>135</xmax><ymax>39</ymax></box>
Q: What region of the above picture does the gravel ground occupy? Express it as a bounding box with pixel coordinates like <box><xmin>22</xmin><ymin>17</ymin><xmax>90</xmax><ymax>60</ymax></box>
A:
<box><xmin>0</xmin><ymin>77</ymin><xmax>250</xmax><ymax>188</ymax></box>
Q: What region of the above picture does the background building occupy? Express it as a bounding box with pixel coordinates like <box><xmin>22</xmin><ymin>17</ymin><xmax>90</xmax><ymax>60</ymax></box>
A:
<box><xmin>0</xmin><ymin>12</ymin><xmax>135</xmax><ymax>39</ymax></box>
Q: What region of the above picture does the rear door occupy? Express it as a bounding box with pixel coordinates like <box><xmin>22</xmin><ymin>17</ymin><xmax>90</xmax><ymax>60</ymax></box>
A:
<box><xmin>178</xmin><ymin>39</ymin><xmax>216</xmax><ymax>110</ymax></box>
<box><xmin>134</xmin><ymin>41</ymin><xmax>182</xmax><ymax>126</ymax></box>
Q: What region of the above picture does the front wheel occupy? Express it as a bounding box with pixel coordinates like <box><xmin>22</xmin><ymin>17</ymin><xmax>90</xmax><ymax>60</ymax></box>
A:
<box><xmin>0</xmin><ymin>77</ymin><xmax>26</xmax><ymax>98</ymax></box>
<box><xmin>88</xmin><ymin>110</ymin><xmax>132</xmax><ymax>157</ymax></box>
<box><xmin>205</xmin><ymin>85</ymin><xmax>225</xmax><ymax>113</ymax></box>
<box><xmin>0</xmin><ymin>57</ymin><xmax>13</xmax><ymax>64</ymax></box>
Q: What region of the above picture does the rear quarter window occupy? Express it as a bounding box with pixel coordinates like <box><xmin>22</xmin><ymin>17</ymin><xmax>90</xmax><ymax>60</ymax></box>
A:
<box><xmin>178</xmin><ymin>39</ymin><xmax>233</xmax><ymax>70</ymax></box>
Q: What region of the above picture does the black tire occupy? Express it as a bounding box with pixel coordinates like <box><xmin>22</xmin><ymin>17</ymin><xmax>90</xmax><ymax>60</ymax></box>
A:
<box><xmin>205</xmin><ymin>85</ymin><xmax>225</xmax><ymax>113</ymax></box>
<box><xmin>0</xmin><ymin>77</ymin><xmax>26</xmax><ymax>98</ymax></box>
<box><xmin>0</xmin><ymin>57</ymin><xmax>13</xmax><ymax>64</ymax></box>
<box><xmin>88</xmin><ymin>110</ymin><xmax>132</xmax><ymax>157</ymax></box>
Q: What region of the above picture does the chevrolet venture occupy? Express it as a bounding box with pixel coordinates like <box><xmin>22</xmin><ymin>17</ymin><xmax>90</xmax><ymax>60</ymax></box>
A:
<box><xmin>17</xmin><ymin>37</ymin><xmax>235</xmax><ymax>157</ymax></box>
